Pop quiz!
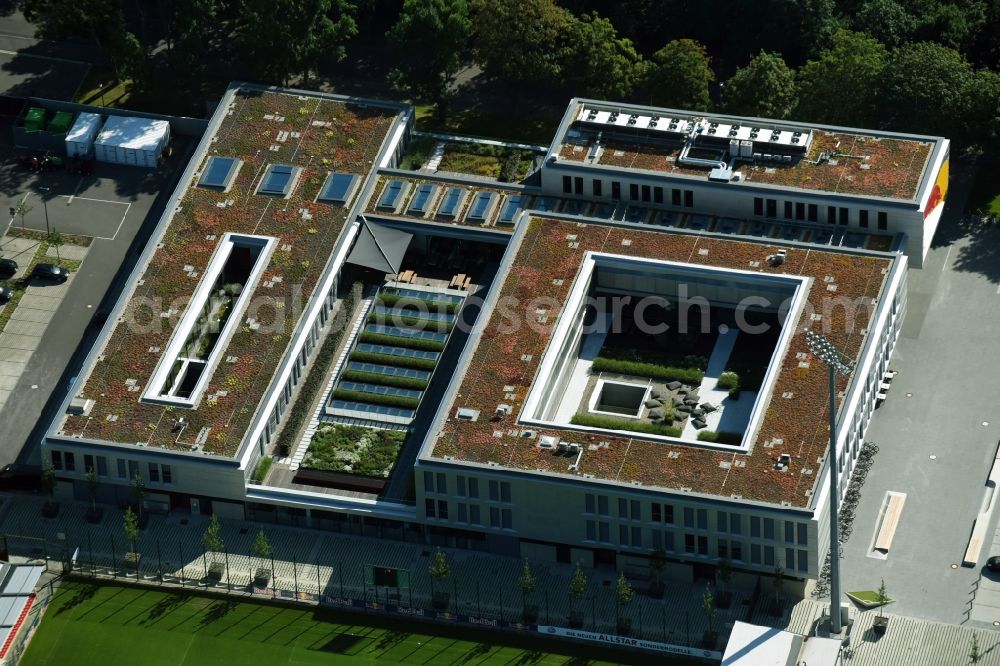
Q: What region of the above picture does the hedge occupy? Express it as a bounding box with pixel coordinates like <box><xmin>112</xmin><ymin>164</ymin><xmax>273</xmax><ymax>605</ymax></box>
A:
<box><xmin>591</xmin><ymin>357</ymin><xmax>705</xmax><ymax>384</ymax></box>
<box><xmin>340</xmin><ymin>370</ymin><xmax>429</xmax><ymax>390</ymax></box>
<box><xmin>350</xmin><ymin>351</ymin><xmax>437</xmax><ymax>371</ymax></box>
<box><xmin>377</xmin><ymin>293</ymin><xmax>459</xmax><ymax>314</ymax></box>
<box><xmin>570</xmin><ymin>413</ymin><xmax>682</xmax><ymax>437</ymax></box>
<box><xmin>367</xmin><ymin>312</ymin><xmax>453</xmax><ymax>333</ymax></box>
<box><xmin>358</xmin><ymin>331</ymin><xmax>446</xmax><ymax>352</ymax></box>
<box><xmin>273</xmin><ymin>283</ymin><xmax>361</xmax><ymax>456</ymax></box>
<box><xmin>251</xmin><ymin>456</ymin><xmax>273</xmax><ymax>483</ymax></box>
<box><xmin>696</xmin><ymin>430</ymin><xmax>744</xmax><ymax>445</ymax></box>
<box><xmin>716</xmin><ymin>371</ymin><xmax>740</xmax><ymax>391</ymax></box>
<box><xmin>331</xmin><ymin>388</ymin><xmax>420</xmax><ymax>409</ymax></box>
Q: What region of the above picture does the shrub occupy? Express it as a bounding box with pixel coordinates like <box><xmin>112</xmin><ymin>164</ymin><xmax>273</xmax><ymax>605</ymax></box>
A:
<box><xmin>252</xmin><ymin>456</ymin><xmax>273</xmax><ymax>483</ymax></box>
<box><xmin>340</xmin><ymin>370</ymin><xmax>429</xmax><ymax>390</ymax></box>
<box><xmin>696</xmin><ymin>431</ymin><xmax>744</xmax><ymax>445</ymax></box>
<box><xmin>273</xmin><ymin>283</ymin><xmax>361</xmax><ymax>456</ymax></box>
<box><xmin>303</xmin><ymin>424</ymin><xmax>406</xmax><ymax>476</ymax></box>
<box><xmin>331</xmin><ymin>388</ymin><xmax>420</xmax><ymax>409</ymax></box>
<box><xmin>717</xmin><ymin>371</ymin><xmax>740</xmax><ymax>391</ymax></box>
<box><xmin>571</xmin><ymin>413</ymin><xmax>681</xmax><ymax>437</ymax></box>
<box><xmin>500</xmin><ymin>150</ymin><xmax>524</xmax><ymax>182</ymax></box>
<box><xmin>349</xmin><ymin>351</ymin><xmax>437</xmax><ymax>371</ymax></box>
<box><xmin>377</xmin><ymin>293</ymin><xmax>459</xmax><ymax>314</ymax></box>
<box><xmin>358</xmin><ymin>331</ymin><xmax>445</xmax><ymax>352</ymax></box>
<box><xmin>367</xmin><ymin>312</ymin><xmax>452</xmax><ymax>333</ymax></box>
<box><xmin>592</xmin><ymin>357</ymin><xmax>705</xmax><ymax>384</ymax></box>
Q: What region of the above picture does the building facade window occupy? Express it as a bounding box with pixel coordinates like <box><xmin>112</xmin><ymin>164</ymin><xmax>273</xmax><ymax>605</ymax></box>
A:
<box><xmin>425</xmin><ymin>498</ymin><xmax>436</xmax><ymax>518</ymax></box>
<box><xmin>585</xmin><ymin>494</ymin><xmax>595</xmax><ymax>514</ymax></box>
<box><xmin>754</xmin><ymin>197</ymin><xmax>764</xmax><ymax>216</ymax></box>
<box><xmin>593</xmin><ymin>179</ymin><xmax>603</xmax><ymax>197</ymax></box>
<box><xmin>598</xmin><ymin>496</ymin><xmax>609</xmax><ymax>516</ymax></box>
<box><xmin>641</xmin><ymin>185</ymin><xmax>651</xmax><ymax>202</ymax></box>
<box><xmin>672</xmin><ymin>188</ymin><xmax>681</xmax><ymax>206</ymax></box>
<box><xmin>877</xmin><ymin>211</ymin><xmax>888</xmax><ymax>230</ymax></box>
<box><xmin>784</xmin><ymin>201</ymin><xmax>793</xmax><ymax>219</ymax></box>
<box><xmin>117</xmin><ymin>459</ymin><xmax>127</xmax><ymax>479</ymax></box>
<box><xmin>839</xmin><ymin>207</ymin><xmax>849</xmax><ymax>225</ymax></box>
<box><xmin>684</xmin><ymin>190</ymin><xmax>694</xmax><ymax>207</ymax></box>
<box><xmin>96</xmin><ymin>456</ymin><xmax>108</xmax><ymax>477</ymax></box>
<box><xmin>612</xmin><ymin>182</ymin><xmax>622</xmax><ymax>200</ymax></box>
<box><xmin>586</xmin><ymin>520</ymin><xmax>596</xmax><ymax>541</ymax></box>
<box><xmin>437</xmin><ymin>500</ymin><xmax>448</xmax><ymax>520</ymax></box>
<box><xmin>562</xmin><ymin>175</ymin><xmax>572</xmax><ymax>193</ymax></box>
<box><xmin>148</xmin><ymin>463</ymin><xmax>160</xmax><ymax>483</ymax></box>
<box><xmin>766</xmin><ymin>199</ymin><xmax>777</xmax><ymax>217</ymax></box>
<box><xmin>859</xmin><ymin>209</ymin><xmax>869</xmax><ymax>228</ymax></box>
<box><xmin>827</xmin><ymin>206</ymin><xmax>836</xmax><ymax>224</ymax></box>
<box><xmin>574</xmin><ymin>176</ymin><xmax>583</xmax><ymax>195</ymax></box>
<box><xmin>50</xmin><ymin>451</ymin><xmax>63</xmax><ymax>471</ymax></box>
<box><xmin>630</xmin><ymin>183</ymin><xmax>639</xmax><ymax>201</ymax></box>
<box><xmin>654</xmin><ymin>186</ymin><xmax>663</xmax><ymax>204</ymax></box>
<box><xmin>807</xmin><ymin>203</ymin><xmax>818</xmax><ymax>221</ymax></box>
<box><xmin>468</xmin><ymin>478</ymin><xmax>479</xmax><ymax>498</ymax></box>
<box><xmin>470</xmin><ymin>505</ymin><xmax>481</xmax><ymax>524</ymax></box>
<box><xmin>795</xmin><ymin>202</ymin><xmax>805</xmax><ymax>220</ymax></box>
<box><xmin>457</xmin><ymin>476</ymin><xmax>466</xmax><ymax>497</ymax></box>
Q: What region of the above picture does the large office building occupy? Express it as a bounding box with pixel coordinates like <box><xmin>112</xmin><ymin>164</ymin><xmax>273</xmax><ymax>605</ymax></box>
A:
<box><xmin>42</xmin><ymin>85</ymin><xmax>947</xmax><ymax>583</ymax></box>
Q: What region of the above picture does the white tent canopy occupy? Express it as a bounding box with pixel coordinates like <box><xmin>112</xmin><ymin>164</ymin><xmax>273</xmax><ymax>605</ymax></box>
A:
<box><xmin>94</xmin><ymin>115</ymin><xmax>171</xmax><ymax>167</ymax></box>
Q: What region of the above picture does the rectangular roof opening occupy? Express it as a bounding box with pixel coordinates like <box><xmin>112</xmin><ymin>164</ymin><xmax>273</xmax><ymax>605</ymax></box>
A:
<box><xmin>198</xmin><ymin>156</ymin><xmax>242</xmax><ymax>191</ymax></box>
<box><xmin>377</xmin><ymin>179</ymin><xmax>411</xmax><ymax>212</ymax></box>
<box><xmin>436</xmin><ymin>187</ymin><xmax>468</xmax><ymax>219</ymax></box>
<box><xmin>317</xmin><ymin>172</ymin><xmax>360</xmax><ymax>205</ymax></box>
<box><xmin>257</xmin><ymin>164</ymin><xmax>300</xmax><ymax>197</ymax></box>
<box><xmin>407</xmin><ymin>183</ymin><xmax>439</xmax><ymax>216</ymax></box>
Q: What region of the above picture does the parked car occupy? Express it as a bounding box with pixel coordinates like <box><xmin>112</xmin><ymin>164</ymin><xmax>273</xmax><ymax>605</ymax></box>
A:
<box><xmin>987</xmin><ymin>556</ymin><xmax>1000</xmax><ymax>571</ymax></box>
<box><xmin>0</xmin><ymin>286</ymin><xmax>11</xmax><ymax>304</ymax></box>
<box><xmin>31</xmin><ymin>263</ymin><xmax>69</xmax><ymax>282</ymax></box>
<box><xmin>0</xmin><ymin>463</ymin><xmax>41</xmax><ymax>491</ymax></box>
<box><xmin>0</xmin><ymin>258</ymin><xmax>16</xmax><ymax>278</ymax></box>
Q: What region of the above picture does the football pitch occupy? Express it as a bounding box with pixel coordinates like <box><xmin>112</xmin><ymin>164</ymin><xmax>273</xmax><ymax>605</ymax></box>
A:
<box><xmin>21</xmin><ymin>580</ymin><xmax>672</xmax><ymax>666</ymax></box>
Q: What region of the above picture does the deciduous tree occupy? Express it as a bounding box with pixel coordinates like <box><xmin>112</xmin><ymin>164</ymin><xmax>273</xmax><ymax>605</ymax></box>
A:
<box><xmin>639</xmin><ymin>39</ymin><xmax>714</xmax><ymax>110</ymax></box>
<box><xmin>559</xmin><ymin>11</ymin><xmax>641</xmax><ymax>100</ymax></box>
<box><xmin>722</xmin><ymin>51</ymin><xmax>798</xmax><ymax>119</ymax></box>
<box><xmin>795</xmin><ymin>29</ymin><xmax>888</xmax><ymax>127</ymax></box>
<box><xmin>239</xmin><ymin>0</ymin><xmax>357</xmax><ymax>85</ymax></box>
<box><xmin>387</xmin><ymin>0</ymin><xmax>471</xmax><ymax>114</ymax></box>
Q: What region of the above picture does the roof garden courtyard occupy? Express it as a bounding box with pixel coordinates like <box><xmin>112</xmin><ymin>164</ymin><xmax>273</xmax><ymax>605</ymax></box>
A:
<box><xmin>521</xmin><ymin>253</ymin><xmax>807</xmax><ymax>449</ymax></box>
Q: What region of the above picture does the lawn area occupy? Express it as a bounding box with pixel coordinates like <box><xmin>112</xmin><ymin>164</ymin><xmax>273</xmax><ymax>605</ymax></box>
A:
<box><xmin>968</xmin><ymin>161</ymin><xmax>1000</xmax><ymax>216</ymax></box>
<box><xmin>23</xmin><ymin>581</ymin><xmax>667</xmax><ymax>666</ymax></box>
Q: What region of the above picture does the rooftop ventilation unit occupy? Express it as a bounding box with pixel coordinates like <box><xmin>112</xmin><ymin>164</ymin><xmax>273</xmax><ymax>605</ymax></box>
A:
<box><xmin>457</xmin><ymin>407</ymin><xmax>480</xmax><ymax>421</ymax></box>
<box><xmin>539</xmin><ymin>435</ymin><xmax>558</xmax><ymax>449</ymax></box>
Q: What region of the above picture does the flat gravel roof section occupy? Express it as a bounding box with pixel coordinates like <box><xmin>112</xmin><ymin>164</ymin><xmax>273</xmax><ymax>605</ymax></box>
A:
<box><xmin>429</xmin><ymin>216</ymin><xmax>893</xmax><ymax>507</ymax></box>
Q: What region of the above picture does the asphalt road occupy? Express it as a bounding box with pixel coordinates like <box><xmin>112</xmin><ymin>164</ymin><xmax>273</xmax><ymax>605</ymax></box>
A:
<box><xmin>838</xmin><ymin>160</ymin><xmax>1000</xmax><ymax>624</ymax></box>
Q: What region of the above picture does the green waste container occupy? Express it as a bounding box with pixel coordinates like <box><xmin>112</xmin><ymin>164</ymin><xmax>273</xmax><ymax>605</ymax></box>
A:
<box><xmin>24</xmin><ymin>107</ymin><xmax>45</xmax><ymax>131</ymax></box>
<box><xmin>47</xmin><ymin>110</ymin><xmax>74</xmax><ymax>134</ymax></box>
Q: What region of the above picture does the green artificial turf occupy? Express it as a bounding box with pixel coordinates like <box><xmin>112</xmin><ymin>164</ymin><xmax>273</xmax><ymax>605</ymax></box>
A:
<box><xmin>22</xmin><ymin>580</ymin><xmax>662</xmax><ymax>666</ymax></box>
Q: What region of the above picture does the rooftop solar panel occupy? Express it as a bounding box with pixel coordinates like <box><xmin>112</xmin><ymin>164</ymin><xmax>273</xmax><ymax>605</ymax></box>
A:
<box><xmin>198</xmin><ymin>156</ymin><xmax>241</xmax><ymax>190</ymax></box>
<box><xmin>317</xmin><ymin>172</ymin><xmax>360</xmax><ymax>204</ymax></box>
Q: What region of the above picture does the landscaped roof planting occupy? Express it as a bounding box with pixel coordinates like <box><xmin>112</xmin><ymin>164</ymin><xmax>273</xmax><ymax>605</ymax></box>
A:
<box><xmin>430</xmin><ymin>216</ymin><xmax>891</xmax><ymax>507</ymax></box>
<box><xmin>559</xmin><ymin>129</ymin><xmax>933</xmax><ymax>201</ymax></box>
<box><xmin>59</xmin><ymin>89</ymin><xmax>397</xmax><ymax>456</ymax></box>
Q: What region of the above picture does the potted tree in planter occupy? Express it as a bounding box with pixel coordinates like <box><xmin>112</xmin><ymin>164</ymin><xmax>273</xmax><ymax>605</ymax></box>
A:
<box><xmin>132</xmin><ymin>472</ymin><xmax>148</xmax><ymax>529</ymax></box>
<box><xmin>85</xmin><ymin>467</ymin><xmax>103</xmax><ymax>524</ymax></box>
<box><xmin>40</xmin><ymin>459</ymin><xmax>58</xmax><ymax>518</ymax></box>
<box><xmin>702</xmin><ymin>583</ymin><xmax>717</xmax><ymax>648</ymax></box>
<box><xmin>428</xmin><ymin>548</ymin><xmax>451</xmax><ymax>611</ymax></box>
<box><xmin>872</xmin><ymin>578</ymin><xmax>890</xmax><ymax>633</ymax></box>
<box><xmin>518</xmin><ymin>558</ymin><xmax>538</xmax><ymax>624</ymax></box>
<box><xmin>123</xmin><ymin>506</ymin><xmax>140</xmax><ymax>572</ymax></box>
<box><xmin>648</xmin><ymin>548</ymin><xmax>667</xmax><ymax>599</ymax></box>
<box><xmin>252</xmin><ymin>529</ymin><xmax>272</xmax><ymax>588</ymax></box>
<box><xmin>615</xmin><ymin>572</ymin><xmax>634</xmax><ymax>635</ymax></box>
<box><xmin>770</xmin><ymin>562</ymin><xmax>785</xmax><ymax>617</ymax></box>
<box><xmin>568</xmin><ymin>563</ymin><xmax>587</xmax><ymax>628</ymax></box>
<box><xmin>202</xmin><ymin>514</ymin><xmax>225</xmax><ymax>583</ymax></box>
<box><xmin>716</xmin><ymin>557</ymin><xmax>733</xmax><ymax>609</ymax></box>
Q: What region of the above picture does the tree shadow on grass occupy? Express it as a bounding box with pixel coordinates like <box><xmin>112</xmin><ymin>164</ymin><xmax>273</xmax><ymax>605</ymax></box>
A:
<box><xmin>197</xmin><ymin>599</ymin><xmax>238</xmax><ymax>629</ymax></box>
<box><xmin>375</xmin><ymin>629</ymin><xmax>408</xmax><ymax>651</ymax></box>
<box><xmin>459</xmin><ymin>643</ymin><xmax>494</xmax><ymax>662</ymax></box>
<box><xmin>141</xmin><ymin>593</ymin><xmax>186</xmax><ymax>625</ymax></box>
<box><xmin>54</xmin><ymin>583</ymin><xmax>99</xmax><ymax>615</ymax></box>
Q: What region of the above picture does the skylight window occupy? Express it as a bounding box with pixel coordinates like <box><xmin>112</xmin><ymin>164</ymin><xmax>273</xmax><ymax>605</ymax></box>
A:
<box><xmin>317</xmin><ymin>172</ymin><xmax>360</xmax><ymax>205</ymax></box>
<box><xmin>436</xmin><ymin>187</ymin><xmax>468</xmax><ymax>219</ymax></box>
<box><xmin>198</xmin><ymin>156</ymin><xmax>242</xmax><ymax>191</ymax></box>
<box><xmin>257</xmin><ymin>164</ymin><xmax>300</xmax><ymax>197</ymax></box>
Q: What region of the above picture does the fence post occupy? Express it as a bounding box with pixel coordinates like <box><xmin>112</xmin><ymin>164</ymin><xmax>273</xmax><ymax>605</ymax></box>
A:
<box><xmin>156</xmin><ymin>541</ymin><xmax>163</xmax><ymax>583</ymax></box>
<box><xmin>271</xmin><ymin>552</ymin><xmax>277</xmax><ymax>598</ymax></box>
<box><xmin>339</xmin><ymin>561</ymin><xmax>344</xmax><ymax>597</ymax></box>
<box><xmin>179</xmin><ymin>541</ymin><xmax>185</xmax><ymax>587</ymax></box>
<box><xmin>293</xmin><ymin>556</ymin><xmax>299</xmax><ymax>597</ymax></box>
<box><xmin>315</xmin><ymin>558</ymin><xmax>321</xmax><ymax>598</ymax></box>
<box><xmin>87</xmin><ymin>530</ymin><xmax>94</xmax><ymax>574</ymax></box>
<box><xmin>498</xmin><ymin>582</ymin><xmax>503</xmax><ymax>623</ymax></box>
<box><xmin>224</xmin><ymin>546</ymin><xmax>231</xmax><ymax>593</ymax></box>
<box><xmin>452</xmin><ymin>578</ymin><xmax>458</xmax><ymax>616</ymax></box>
<box><xmin>545</xmin><ymin>590</ymin><xmax>549</xmax><ymax>625</ymax></box>
<box><xmin>111</xmin><ymin>536</ymin><xmax>117</xmax><ymax>579</ymax></box>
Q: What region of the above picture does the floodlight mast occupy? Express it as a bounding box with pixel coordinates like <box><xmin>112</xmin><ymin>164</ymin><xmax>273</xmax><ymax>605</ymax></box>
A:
<box><xmin>805</xmin><ymin>329</ymin><xmax>853</xmax><ymax>634</ymax></box>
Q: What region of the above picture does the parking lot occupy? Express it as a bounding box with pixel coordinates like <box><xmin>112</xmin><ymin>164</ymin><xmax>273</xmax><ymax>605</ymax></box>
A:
<box><xmin>0</xmin><ymin>136</ymin><xmax>192</xmax><ymax>466</ymax></box>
